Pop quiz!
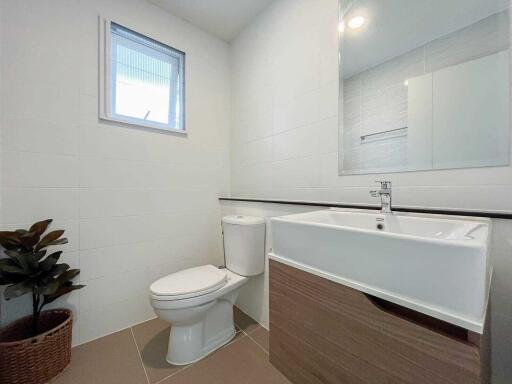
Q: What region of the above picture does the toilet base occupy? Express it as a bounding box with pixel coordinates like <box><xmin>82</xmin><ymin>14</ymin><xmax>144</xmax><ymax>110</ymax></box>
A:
<box><xmin>166</xmin><ymin>326</ymin><xmax>236</xmax><ymax>366</ymax></box>
<box><xmin>163</xmin><ymin>290</ymin><xmax>240</xmax><ymax>366</ymax></box>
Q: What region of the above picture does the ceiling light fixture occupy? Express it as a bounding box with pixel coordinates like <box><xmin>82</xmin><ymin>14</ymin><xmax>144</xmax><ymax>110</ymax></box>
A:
<box><xmin>348</xmin><ymin>16</ymin><xmax>365</xmax><ymax>30</ymax></box>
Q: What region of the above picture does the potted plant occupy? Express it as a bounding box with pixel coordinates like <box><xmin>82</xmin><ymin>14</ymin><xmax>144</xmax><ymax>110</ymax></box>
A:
<box><xmin>0</xmin><ymin>219</ymin><xmax>85</xmax><ymax>384</ymax></box>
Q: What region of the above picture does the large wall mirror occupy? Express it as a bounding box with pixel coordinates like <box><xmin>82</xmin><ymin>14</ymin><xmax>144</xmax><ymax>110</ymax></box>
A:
<box><xmin>338</xmin><ymin>0</ymin><xmax>511</xmax><ymax>175</ymax></box>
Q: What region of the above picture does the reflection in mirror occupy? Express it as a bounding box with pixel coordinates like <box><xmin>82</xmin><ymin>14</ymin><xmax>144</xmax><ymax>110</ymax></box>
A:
<box><xmin>339</xmin><ymin>0</ymin><xmax>511</xmax><ymax>175</ymax></box>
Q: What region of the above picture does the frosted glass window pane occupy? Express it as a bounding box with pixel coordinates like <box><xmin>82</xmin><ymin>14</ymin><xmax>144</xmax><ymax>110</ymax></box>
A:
<box><xmin>109</xmin><ymin>22</ymin><xmax>185</xmax><ymax>131</ymax></box>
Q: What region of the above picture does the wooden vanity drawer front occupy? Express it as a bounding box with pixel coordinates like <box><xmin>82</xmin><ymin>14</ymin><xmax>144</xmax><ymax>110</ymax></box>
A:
<box><xmin>269</xmin><ymin>260</ymin><xmax>489</xmax><ymax>384</ymax></box>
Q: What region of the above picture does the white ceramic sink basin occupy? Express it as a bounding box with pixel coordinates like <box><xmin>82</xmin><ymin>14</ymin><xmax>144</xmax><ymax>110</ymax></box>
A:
<box><xmin>269</xmin><ymin>209</ymin><xmax>491</xmax><ymax>333</ymax></box>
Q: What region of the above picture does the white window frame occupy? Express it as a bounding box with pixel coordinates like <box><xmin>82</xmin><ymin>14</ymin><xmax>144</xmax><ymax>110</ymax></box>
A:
<box><xmin>99</xmin><ymin>17</ymin><xmax>186</xmax><ymax>134</ymax></box>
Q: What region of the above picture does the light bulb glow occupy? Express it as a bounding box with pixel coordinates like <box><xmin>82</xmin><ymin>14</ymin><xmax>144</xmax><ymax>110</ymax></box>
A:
<box><xmin>348</xmin><ymin>16</ymin><xmax>365</xmax><ymax>30</ymax></box>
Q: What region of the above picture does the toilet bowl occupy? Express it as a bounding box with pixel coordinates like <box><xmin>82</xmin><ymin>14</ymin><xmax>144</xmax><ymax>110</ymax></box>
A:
<box><xmin>149</xmin><ymin>215</ymin><xmax>265</xmax><ymax>365</ymax></box>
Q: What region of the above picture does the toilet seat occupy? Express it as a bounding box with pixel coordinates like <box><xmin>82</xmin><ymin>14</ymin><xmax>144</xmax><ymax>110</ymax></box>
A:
<box><xmin>150</xmin><ymin>265</ymin><xmax>227</xmax><ymax>301</ymax></box>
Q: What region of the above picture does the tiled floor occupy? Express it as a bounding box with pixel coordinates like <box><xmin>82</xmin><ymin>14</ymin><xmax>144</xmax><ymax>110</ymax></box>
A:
<box><xmin>52</xmin><ymin>307</ymin><xmax>290</xmax><ymax>384</ymax></box>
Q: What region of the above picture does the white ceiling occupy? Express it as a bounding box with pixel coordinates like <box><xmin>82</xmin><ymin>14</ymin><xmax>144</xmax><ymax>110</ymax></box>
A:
<box><xmin>148</xmin><ymin>0</ymin><xmax>276</xmax><ymax>41</ymax></box>
<box><xmin>342</xmin><ymin>0</ymin><xmax>509</xmax><ymax>78</ymax></box>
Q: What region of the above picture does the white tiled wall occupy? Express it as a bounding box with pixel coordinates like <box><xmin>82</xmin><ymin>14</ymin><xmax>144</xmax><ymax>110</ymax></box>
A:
<box><xmin>230</xmin><ymin>0</ymin><xmax>512</xmax><ymax>214</ymax></box>
<box><xmin>0</xmin><ymin>0</ymin><xmax>231</xmax><ymax>345</ymax></box>
<box><xmin>229</xmin><ymin>0</ymin><xmax>512</xmax><ymax>382</ymax></box>
<box><xmin>230</xmin><ymin>0</ymin><xmax>339</xmax><ymax>201</ymax></box>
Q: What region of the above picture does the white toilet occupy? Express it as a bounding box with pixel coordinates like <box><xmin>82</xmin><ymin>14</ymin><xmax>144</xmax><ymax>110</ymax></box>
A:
<box><xmin>149</xmin><ymin>215</ymin><xmax>265</xmax><ymax>365</ymax></box>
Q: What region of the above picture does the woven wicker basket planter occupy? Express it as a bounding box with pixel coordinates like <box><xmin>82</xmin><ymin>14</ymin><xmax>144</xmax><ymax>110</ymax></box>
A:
<box><xmin>0</xmin><ymin>309</ymin><xmax>73</xmax><ymax>384</ymax></box>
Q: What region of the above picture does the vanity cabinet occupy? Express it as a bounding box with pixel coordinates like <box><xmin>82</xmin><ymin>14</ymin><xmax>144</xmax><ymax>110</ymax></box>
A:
<box><xmin>269</xmin><ymin>260</ymin><xmax>490</xmax><ymax>384</ymax></box>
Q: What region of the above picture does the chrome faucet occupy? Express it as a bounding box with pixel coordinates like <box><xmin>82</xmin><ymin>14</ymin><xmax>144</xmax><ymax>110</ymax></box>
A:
<box><xmin>370</xmin><ymin>181</ymin><xmax>392</xmax><ymax>213</ymax></box>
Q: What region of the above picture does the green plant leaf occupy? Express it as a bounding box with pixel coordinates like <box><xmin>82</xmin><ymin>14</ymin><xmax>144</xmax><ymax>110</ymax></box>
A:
<box><xmin>29</xmin><ymin>219</ymin><xmax>53</xmax><ymax>236</ymax></box>
<box><xmin>35</xmin><ymin>230</ymin><xmax>66</xmax><ymax>251</ymax></box>
<box><xmin>0</xmin><ymin>268</ymin><xmax>15</xmax><ymax>285</ymax></box>
<box><xmin>35</xmin><ymin>279</ymin><xmax>59</xmax><ymax>295</ymax></box>
<box><xmin>39</xmin><ymin>251</ymin><xmax>62</xmax><ymax>271</ymax></box>
<box><xmin>34</xmin><ymin>250</ymin><xmax>47</xmax><ymax>261</ymax></box>
<box><xmin>0</xmin><ymin>259</ymin><xmax>27</xmax><ymax>284</ymax></box>
<box><xmin>0</xmin><ymin>258</ymin><xmax>16</xmax><ymax>268</ymax></box>
<box><xmin>4</xmin><ymin>281</ymin><xmax>34</xmax><ymax>299</ymax></box>
<box><xmin>15</xmin><ymin>253</ymin><xmax>33</xmax><ymax>272</ymax></box>
<box><xmin>1</xmin><ymin>264</ymin><xmax>28</xmax><ymax>275</ymax></box>
<box><xmin>43</xmin><ymin>284</ymin><xmax>85</xmax><ymax>305</ymax></box>
<box><xmin>5</xmin><ymin>249</ymin><xmax>22</xmax><ymax>258</ymax></box>
<box><xmin>57</xmin><ymin>269</ymin><xmax>80</xmax><ymax>283</ymax></box>
<box><xmin>28</xmin><ymin>254</ymin><xmax>39</xmax><ymax>270</ymax></box>
<box><xmin>47</xmin><ymin>263</ymin><xmax>70</xmax><ymax>278</ymax></box>
<box><xmin>0</xmin><ymin>272</ymin><xmax>25</xmax><ymax>285</ymax></box>
<box><xmin>5</xmin><ymin>251</ymin><xmax>38</xmax><ymax>272</ymax></box>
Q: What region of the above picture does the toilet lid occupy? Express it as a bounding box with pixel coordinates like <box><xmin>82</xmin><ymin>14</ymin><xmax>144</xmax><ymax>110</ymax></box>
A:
<box><xmin>150</xmin><ymin>265</ymin><xmax>228</xmax><ymax>300</ymax></box>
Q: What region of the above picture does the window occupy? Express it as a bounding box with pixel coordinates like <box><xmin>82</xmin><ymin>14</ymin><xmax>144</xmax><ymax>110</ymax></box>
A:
<box><xmin>100</xmin><ymin>20</ymin><xmax>185</xmax><ymax>132</ymax></box>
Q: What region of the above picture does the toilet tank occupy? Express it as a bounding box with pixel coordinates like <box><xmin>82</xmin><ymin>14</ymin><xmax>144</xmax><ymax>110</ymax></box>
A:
<box><xmin>222</xmin><ymin>215</ymin><xmax>265</xmax><ymax>276</ymax></box>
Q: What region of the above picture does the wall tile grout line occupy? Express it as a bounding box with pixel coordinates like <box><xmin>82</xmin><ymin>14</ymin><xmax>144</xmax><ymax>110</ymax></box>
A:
<box><xmin>129</xmin><ymin>327</ymin><xmax>151</xmax><ymax>384</ymax></box>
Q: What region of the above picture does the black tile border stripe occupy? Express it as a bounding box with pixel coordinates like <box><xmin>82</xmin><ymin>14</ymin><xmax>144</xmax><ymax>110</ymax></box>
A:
<box><xmin>219</xmin><ymin>198</ymin><xmax>512</xmax><ymax>220</ymax></box>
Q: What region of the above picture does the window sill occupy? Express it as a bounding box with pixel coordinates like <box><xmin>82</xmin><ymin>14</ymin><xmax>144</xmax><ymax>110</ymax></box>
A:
<box><xmin>99</xmin><ymin>114</ymin><xmax>187</xmax><ymax>135</ymax></box>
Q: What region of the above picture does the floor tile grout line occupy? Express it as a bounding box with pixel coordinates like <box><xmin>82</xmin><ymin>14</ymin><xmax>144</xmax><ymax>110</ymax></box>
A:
<box><xmin>245</xmin><ymin>331</ymin><xmax>269</xmax><ymax>355</ymax></box>
<box><xmin>153</xmin><ymin>364</ymin><xmax>191</xmax><ymax>384</ymax></box>
<box><xmin>129</xmin><ymin>327</ymin><xmax>151</xmax><ymax>384</ymax></box>
<box><xmin>137</xmin><ymin>321</ymin><xmax>252</xmax><ymax>384</ymax></box>
<box><xmin>153</xmin><ymin>329</ymin><xmax>245</xmax><ymax>384</ymax></box>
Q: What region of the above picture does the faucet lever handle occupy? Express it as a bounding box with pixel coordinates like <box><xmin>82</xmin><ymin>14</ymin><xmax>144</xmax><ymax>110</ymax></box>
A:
<box><xmin>375</xmin><ymin>180</ymin><xmax>392</xmax><ymax>190</ymax></box>
<box><xmin>369</xmin><ymin>190</ymin><xmax>379</xmax><ymax>198</ymax></box>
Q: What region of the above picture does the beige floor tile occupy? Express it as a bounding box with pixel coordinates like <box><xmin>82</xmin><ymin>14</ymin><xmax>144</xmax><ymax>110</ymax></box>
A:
<box><xmin>131</xmin><ymin>318</ymin><xmax>246</xmax><ymax>384</ymax></box>
<box><xmin>53</xmin><ymin>310</ymin><xmax>271</xmax><ymax>384</ymax></box>
<box><xmin>234</xmin><ymin>306</ymin><xmax>261</xmax><ymax>334</ymax></box>
<box><xmin>52</xmin><ymin>329</ymin><xmax>148</xmax><ymax>384</ymax></box>
<box><xmin>159</xmin><ymin>335</ymin><xmax>290</xmax><ymax>384</ymax></box>
<box><xmin>248</xmin><ymin>326</ymin><xmax>269</xmax><ymax>353</ymax></box>
<box><xmin>131</xmin><ymin>318</ymin><xmax>185</xmax><ymax>384</ymax></box>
